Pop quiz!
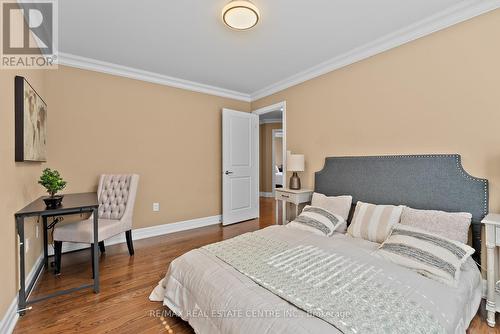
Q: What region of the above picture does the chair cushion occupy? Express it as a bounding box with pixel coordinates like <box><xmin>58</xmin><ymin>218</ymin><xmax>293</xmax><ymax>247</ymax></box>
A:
<box><xmin>53</xmin><ymin>218</ymin><xmax>125</xmax><ymax>244</ymax></box>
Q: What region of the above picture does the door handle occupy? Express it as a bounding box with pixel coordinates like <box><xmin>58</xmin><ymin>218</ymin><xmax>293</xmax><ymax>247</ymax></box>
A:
<box><xmin>225</xmin><ymin>171</ymin><xmax>233</xmax><ymax>175</ymax></box>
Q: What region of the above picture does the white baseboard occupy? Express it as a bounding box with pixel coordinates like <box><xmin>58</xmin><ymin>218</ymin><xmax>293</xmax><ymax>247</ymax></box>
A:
<box><xmin>1</xmin><ymin>253</ymin><xmax>44</xmax><ymax>334</ymax></box>
<box><xmin>259</xmin><ymin>192</ymin><xmax>274</xmax><ymax>198</ymax></box>
<box><xmin>0</xmin><ymin>298</ymin><xmax>18</xmax><ymax>334</ymax></box>
<box><xmin>48</xmin><ymin>214</ymin><xmax>222</xmax><ymax>255</ymax></box>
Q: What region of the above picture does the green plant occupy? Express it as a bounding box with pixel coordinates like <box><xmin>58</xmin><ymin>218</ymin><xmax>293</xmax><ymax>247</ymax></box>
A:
<box><xmin>38</xmin><ymin>168</ymin><xmax>67</xmax><ymax>197</ymax></box>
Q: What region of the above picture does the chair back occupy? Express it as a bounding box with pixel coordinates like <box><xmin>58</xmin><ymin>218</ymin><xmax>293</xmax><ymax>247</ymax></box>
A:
<box><xmin>97</xmin><ymin>174</ymin><xmax>139</xmax><ymax>228</ymax></box>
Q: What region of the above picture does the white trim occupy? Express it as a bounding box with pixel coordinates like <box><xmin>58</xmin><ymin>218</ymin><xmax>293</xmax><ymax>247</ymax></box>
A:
<box><xmin>250</xmin><ymin>0</ymin><xmax>500</xmax><ymax>101</ymax></box>
<box><xmin>1</xmin><ymin>253</ymin><xmax>44</xmax><ymax>334</ymax></box>
<box><xmin>259</xmin><ymin>118</ymin><xmax>282</xmax><ymax>125</ymax></box>
<box><xmin>0</xmin><ymin>297</ymin><xmax>18</xmax><ymax>334</ymax></box>
<box><xmin>252</xmin><ymin>101</ymin><xmax>285</xmax><ymax>115</ymax></box>
<box><xmin>259</xmin><ymin>192</ymin><xmax>274</xmax><ymax>198</ymax></box>
<box><xmin>25</xmin><ymin>254</ymin><xmax>44</xmax><ymax>291</ymax></box>
<box><xmin>55</xmin><ymin>2</ymin><xmax>499</xmax><ymax>103</ymax></box>
<box><xmin>57</xmin><ymin>53</ymin><xmax>251</xmax><ymax>102</ymax></box>
<box><xmin>49</xmin><ymin>215</ymin><xmax>221</xmax><ymax>255</ymax></box>
<box><xmin>253</xmin><ymin>101</ymin><xmax>287</xmax><ymax>199</ymax></box>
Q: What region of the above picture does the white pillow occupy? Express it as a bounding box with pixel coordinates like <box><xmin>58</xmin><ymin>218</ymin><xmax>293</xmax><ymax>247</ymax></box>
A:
<box><xmin>347</xmin><ymin>201</ymin><xmax>404</xmax><ymax>243</ymax></box>
<box><xmin>400</xmin><ymin>207</ymin><xmax>472</xmax><ymax>244</ymax></box>
<box><xmin>311</xmin><ymin>192</ymin><xmax>352</xmax><ymax>231</ymax></box>
<box><xmin>287</xmin><ymin>205</ymin><xmax>346</xmax><ymax>236</ymax></box>
<box><xmin>377</xmin><ymin>224</ymin><xmax>474</xmax><ymax>287</ymax></box>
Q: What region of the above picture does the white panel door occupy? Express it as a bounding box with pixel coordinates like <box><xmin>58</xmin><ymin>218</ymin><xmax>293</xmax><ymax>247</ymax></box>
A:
<box><xmin>222</xmin><ymin>109</ymin><xmax>259</xmax><ymax>225</ymax></box>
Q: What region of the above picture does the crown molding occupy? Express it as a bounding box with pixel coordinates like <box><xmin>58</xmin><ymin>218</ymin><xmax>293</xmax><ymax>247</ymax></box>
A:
<box><xmin>57</xmin><ymin>53</ymin><xmax>252</xmax><ymax>102</ymax></box>
<box><xmin>250</xmin><ymin>0</ymin><xmax>500</xmax><ymax>101</ymax></box>
<box><xmin>56</xmin><ymin>1</ymin><xmax>499</xmax><ymax>103</ymax></box>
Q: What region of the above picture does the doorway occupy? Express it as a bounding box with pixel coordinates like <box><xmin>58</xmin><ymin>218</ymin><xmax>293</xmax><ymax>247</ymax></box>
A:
<box><xmin>252</xmin><ymin>102</ymin><xmax>286</xmax><ymax>199</ymax></box>
<box><xmin>221</xmin><ymin>102</ymin><xmax>286</xmax><ymax>226</ymax></box>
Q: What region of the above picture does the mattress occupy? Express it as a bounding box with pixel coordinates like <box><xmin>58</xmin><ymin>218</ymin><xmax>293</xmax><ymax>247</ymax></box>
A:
<box><xmin>150</xmin><ymin>226</ymin><xmax>482</xmax><ymax>334</ymax></box>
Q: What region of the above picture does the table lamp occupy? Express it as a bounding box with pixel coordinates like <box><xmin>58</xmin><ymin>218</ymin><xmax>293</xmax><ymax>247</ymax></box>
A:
<box><xmin>287</xmin><ymin>154</ymin><xmax>304</xmax><ymax>190</ymax></box>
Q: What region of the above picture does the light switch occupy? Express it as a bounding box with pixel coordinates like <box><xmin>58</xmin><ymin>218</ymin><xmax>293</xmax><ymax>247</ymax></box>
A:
<box><xmin>153</xmin><ymin>203</ymin><xmax>160</xmax><ymax>212</ymax></box>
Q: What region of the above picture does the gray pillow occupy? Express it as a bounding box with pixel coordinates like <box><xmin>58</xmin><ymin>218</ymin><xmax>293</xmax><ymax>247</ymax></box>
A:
<box><xmin>400</xmin><ymin>207</ymin><xmax>472</xmax><ymax>244</ymax></box>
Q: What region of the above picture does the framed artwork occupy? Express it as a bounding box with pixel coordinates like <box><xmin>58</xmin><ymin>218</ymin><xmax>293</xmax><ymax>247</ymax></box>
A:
<box><xmin>15</xmin><ymin>76</ymin><xmax>47</xmax><ymax>162</ymax></box>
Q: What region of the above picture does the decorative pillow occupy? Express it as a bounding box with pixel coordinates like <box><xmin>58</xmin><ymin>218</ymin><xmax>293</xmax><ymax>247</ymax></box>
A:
<box><xmin>377</xmin><ymin>224</ymin><xmax>475</xmax><ymax>287</ymax></box>
<box><xmin>287</xmin><ymin>205</ymin><xmax>345</xmax><ymax>236</ymax></box>
<box><xmin>347</xmin><ymin>201</ymin><xmax>404</xmax><ymax>243</ymax></box>
<box><xmin>311</xmin><ymin>193</ymin><xmax>352</xmax><ymax>233</ymax></box>
<box><xmin>400</xmin><ymin>207</ymin><xmax>472</xmax><ymax>244</ymax></box>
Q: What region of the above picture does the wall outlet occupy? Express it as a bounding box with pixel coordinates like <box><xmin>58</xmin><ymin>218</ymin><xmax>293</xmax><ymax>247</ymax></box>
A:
<box><xmin>153</xmin><ymin>203</ymin><xmax>160</xmax><ymax>212</ymax></box>
<box><xmin>25</xmin><ymin>238</ymin><xmax>30</xmax><ymax>254</ymax></box>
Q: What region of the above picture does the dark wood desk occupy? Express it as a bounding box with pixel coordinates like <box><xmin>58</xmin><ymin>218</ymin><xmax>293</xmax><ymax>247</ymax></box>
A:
<box><xmin>15</xmin><ymin>192</ymin><xmax>100</xmax><ymax>315</ymax></box>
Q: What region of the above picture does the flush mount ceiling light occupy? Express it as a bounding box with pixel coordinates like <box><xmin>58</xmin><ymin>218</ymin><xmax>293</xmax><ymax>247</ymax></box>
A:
<box><xmin>222</xmin><ymin>0</ymin><xmax>260</xmax><ymax>30</ymax></box>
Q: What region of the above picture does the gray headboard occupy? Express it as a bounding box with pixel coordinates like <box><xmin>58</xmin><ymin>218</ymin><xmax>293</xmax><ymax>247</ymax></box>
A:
<box><xmin>314</xmin><ymin>154</ymin><xmax>488</xmax><ymax>264</ymax></box>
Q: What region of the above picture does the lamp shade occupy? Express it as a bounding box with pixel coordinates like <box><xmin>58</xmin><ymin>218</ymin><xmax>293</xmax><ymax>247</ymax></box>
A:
<box><xmin>287</xmin><ymin>154</ymin><xmax>305</xmax><ymax>172</ymax></box>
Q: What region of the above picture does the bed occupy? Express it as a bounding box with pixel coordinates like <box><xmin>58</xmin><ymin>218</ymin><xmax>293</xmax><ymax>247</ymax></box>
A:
<box><xmin>151</xmin><ymin>154</ymin><xmax>488</xmax><ymax>334</ymax></box>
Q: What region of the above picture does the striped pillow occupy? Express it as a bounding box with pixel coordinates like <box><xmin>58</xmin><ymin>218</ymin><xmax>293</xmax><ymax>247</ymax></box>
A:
<box><xmin>347</xmin><ymin>201</ymin><xmax>404</xmax><ymax>243</ymax></box>
<box><xmin>377</xmin><ymin>224</ymin><xmax>474</xmax><ymax>287</ymax></box>
<box><xmin>287</xmin><ymin>206</ymin><xmax>345</xmax><ymax>236</ymax></box>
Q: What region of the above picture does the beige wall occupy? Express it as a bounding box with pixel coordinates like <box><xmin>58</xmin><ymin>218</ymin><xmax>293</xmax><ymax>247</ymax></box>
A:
<box><xmin>259</xmin><ymin>123</ymin><xmax>282</xmax><ymax>193</ymax></box>
<box><xmin>0</xmin><ymin>70</ymin><xmax>46</xmax><ymax>319</ymax></box>
<box><xmin>252</xmin><ymin>10</ymin><xmax>500</xmax><ymax>215</ymax></box>
<box><xmin>44</xmin><ymin>66</ymin><xmax>250</xmax><ymax>228</ymax></box>
<box><xmin>1</xmin><ymin>65</ymin><xmax>250</xmax><ymax>320</ymax></box>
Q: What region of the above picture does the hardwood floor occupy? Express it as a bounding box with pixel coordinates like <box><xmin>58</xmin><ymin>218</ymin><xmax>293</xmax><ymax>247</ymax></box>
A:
<box><xmin>12</xmin><ymin>197</ymin><xmax>500</xmax><ymax>333</ymax></box>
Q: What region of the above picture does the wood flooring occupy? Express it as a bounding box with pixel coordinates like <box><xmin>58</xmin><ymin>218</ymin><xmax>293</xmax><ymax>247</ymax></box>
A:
<box><xmin>13</xmin><ymin>198</ymin><xmax>500</xmax><ymax>333</ymax></box>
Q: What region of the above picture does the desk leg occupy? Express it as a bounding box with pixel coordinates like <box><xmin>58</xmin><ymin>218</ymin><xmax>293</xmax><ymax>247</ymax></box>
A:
<box><xmin>17</xmin><ymin>216</ymin><xmax>27</xmax><ymax>315</ymax></box>
<box><xmin>42</xmin><ymin>216</ymin><xmax>48</xmax><ymax>269</ymax></box>
<box><xmin>92</xmin><ymin>208</ymin><xmax>100</xmax><ymax>293</ymax></box>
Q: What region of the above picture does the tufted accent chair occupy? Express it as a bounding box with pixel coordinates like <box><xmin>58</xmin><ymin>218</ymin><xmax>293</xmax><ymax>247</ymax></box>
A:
<box><xmin>53</xmin><ymin>174</ymin><xmax>139</xmax><ymax>275</ymax></box>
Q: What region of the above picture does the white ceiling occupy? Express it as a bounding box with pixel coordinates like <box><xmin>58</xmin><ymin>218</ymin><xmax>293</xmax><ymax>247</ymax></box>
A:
<box><xmin>58</xmin><ymin>0</ymin><xmax>498</xmax><ymax>100</ymax></box>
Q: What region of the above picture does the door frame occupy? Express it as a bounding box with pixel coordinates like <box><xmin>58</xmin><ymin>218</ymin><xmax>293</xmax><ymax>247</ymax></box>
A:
<box><xmin>252</xmin><ymin>101</ymin><xmax>287</xmax><ymax>195</ymax></box>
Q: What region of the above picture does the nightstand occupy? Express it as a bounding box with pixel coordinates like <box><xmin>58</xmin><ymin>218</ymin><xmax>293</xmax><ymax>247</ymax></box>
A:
<box><xmin>483</xmin><ymin>213</ymin><xmax>500</xmax><ymax>327</ymax></box>
<box><xmin>274</xmin><ymin>188</ymin><xmax>313</xmax><ymax>225</ymax></box>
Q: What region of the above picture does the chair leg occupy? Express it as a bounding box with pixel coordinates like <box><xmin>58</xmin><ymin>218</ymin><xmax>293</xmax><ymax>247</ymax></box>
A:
<box><xmin>54</xmin><ymin>241</ymin><xmax>62</xmax><ymax>275</ymax></box>
<box><xmin>98</xmin><ymin>241</ymin><xmax>105</xmax><ymax>253</ymax></box>
<box><xmin>125</xmin><ymin>230</ymin><xmax>134</xmax><ymax>256</ymax></box>
<box><xmin>91</xmin><ymin>243</ymin><xmax>95</xmax><ymax>279</ymax></box>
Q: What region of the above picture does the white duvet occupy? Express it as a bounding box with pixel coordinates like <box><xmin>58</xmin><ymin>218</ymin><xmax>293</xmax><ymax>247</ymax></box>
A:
<box><xmin>150</xmin><ymin>226</ymin><xmax>481</xmax><ymax>334</ymax></box>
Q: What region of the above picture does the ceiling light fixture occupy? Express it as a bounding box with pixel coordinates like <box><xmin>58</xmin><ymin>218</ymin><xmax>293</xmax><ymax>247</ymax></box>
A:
<box><xmin>222</xmin><ymin>0</ymin><xmax>260</xmax><ymax>30</ymax></box>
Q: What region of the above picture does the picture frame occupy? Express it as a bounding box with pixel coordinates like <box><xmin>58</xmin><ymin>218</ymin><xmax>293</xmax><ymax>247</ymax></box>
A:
<box><xmin>15</xmin><ymin>76</ymin><xmax>47</xmax><ymax>162</ymax></box>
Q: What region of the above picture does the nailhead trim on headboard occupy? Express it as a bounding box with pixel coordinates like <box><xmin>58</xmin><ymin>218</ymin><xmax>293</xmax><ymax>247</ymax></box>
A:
<box><xmin>314</xmin><ymin>154</ymin><xmax>488</xmax><ymax>265</ymax></box>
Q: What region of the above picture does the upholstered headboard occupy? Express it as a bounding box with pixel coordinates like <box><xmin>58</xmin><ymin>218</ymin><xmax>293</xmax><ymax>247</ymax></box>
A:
<box><xmin>314</xmin><ymin>154</ymin><xmax>488</xmax><ymax>264</ymax></box>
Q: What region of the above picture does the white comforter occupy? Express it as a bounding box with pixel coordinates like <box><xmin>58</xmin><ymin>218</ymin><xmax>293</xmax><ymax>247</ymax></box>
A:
<box><xmin>150</xmin><ymin>226</ymin><xmax>481</xmax><ymax>334</ymax></box>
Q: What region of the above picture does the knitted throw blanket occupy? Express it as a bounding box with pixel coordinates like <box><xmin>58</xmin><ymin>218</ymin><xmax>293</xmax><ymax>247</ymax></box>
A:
<box><xmin>203</xmin><ymin>233</ymin><xmax>445</xmax><ymax>334</ymax></box>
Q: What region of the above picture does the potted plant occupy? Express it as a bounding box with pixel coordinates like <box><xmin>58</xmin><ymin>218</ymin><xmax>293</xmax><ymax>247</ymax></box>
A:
<box><xmin>38</xmin><ymin>168</ymin><xmax>67</xmax><ymax>209</ymax></box>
